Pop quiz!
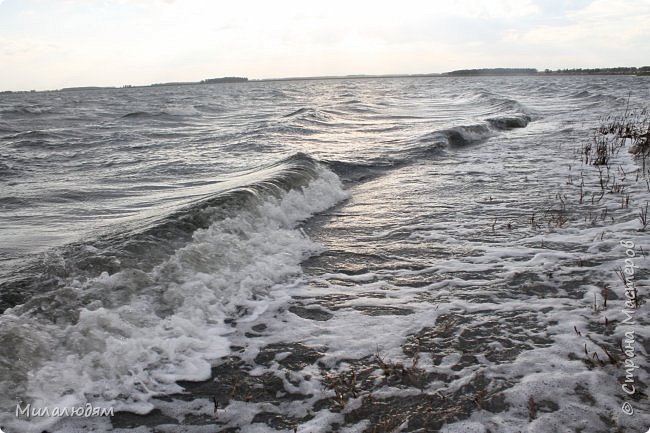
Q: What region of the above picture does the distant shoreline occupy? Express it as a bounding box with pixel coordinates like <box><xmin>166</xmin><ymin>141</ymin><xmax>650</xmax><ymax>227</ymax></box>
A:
<box><xmin>2</xmin><ymin>67</ymin><xmax>649</xmax><ymax>94</ymax></box>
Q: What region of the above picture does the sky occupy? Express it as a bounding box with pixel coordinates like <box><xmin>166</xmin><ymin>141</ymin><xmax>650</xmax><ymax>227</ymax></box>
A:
<box><xmin>0</xmin><ymin>0</ymin><xmax>649</xmax><ymax>91</ymax></box>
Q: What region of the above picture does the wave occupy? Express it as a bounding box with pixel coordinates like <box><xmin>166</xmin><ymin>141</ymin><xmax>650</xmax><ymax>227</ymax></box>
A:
<box><xmin>7</xmin><ymin>130</ymin><xmax>57</xmax><ymax>139</ymax></box>
<box><xmin>325</xmin><ymin>158</ymin><xmax>400</xmax><ymax>183</ymax></box>
<box><xmin>0</xmin><ymin>153</ymin><xmax>343</xmax><ymax>308</ymax></box>
<box><xmin>487</xmin><ymin>114</ymin><xmax>531</xmax><ymax>130</ymax></box>
<box><xmin>121</xmin><ymin>111</ymin><xmax>156</xmax><ymax>119</ymax></box>
<box><xmin>0</xmin><ymin>153</ymin><xmax>348</xmax><ymax>432</ymax></box>
<box><xmin>281</xmin><ymin>107</ymin><xmax>335</xmax><ymax>127</ymax></box>
<box><xmin>571</xmin><ymin>90</ymin><xmax>591</xmax><ymax>98</ymax></box>
<box><xmin>464</xmin><ymin>89</ymin><xmax>536</xmax><ymax>129</ymax></box>
<box><xmin>563</xmin><ymin>89</ymin><xmax>627</xmax><ymax>106</ymax></box>
<box><xmin>586</xmin><ymin>93</ymin><xmax>628</xmax><ymax>105</ymax></box>
<box><xmin>493</xmin><ymin>98</ymin><xmax>532</xmax><ymax>117</ymax></box>
<box><xmin>264</xmin><ymin>124</ymin><xmax>320</xmax><ymax>136</ymax></box>
<box><xmin>470</xmin><ymin>89</ymin><xmax>534</xmax><ymax>116</ymax></box>
<box><xmin>283</xmin><ymin>107</ymin><xmax>315</xmax><ymax>118</ymax></box>
<box><xmin>334</xmin><ymin>98</ymin><xmax>380</xmax><ymax>114</ymax></box>
<box><xmin>0</xmin><ymin>106</ymin><xmax>54</xmax><ymax>116</ymax></box>
<box><xmin>443</xmin><ymin>124</ymin><xmax>494</xmax><ymax>146</ymax></box>
<box><xmin>412</xmin><ymin>113</ymin><xmax>532</xmax><ymax>158</ymax></box>
<box><xmin>419</xmin><ymin>124</ymin><xmax>494</xmax><ymax>148</ymax></box>
<box><xmin>4</xmin><ymin>130</ymin><xmax>66</xmax><ymax>149</ymax></box>
<box><xmin>121</xmin><ymin>105</ymin><xmax>201</xmax><ymax>119</ymax></box>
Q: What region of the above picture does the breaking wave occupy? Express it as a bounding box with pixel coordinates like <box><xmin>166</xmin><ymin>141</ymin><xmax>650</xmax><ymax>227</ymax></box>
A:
<box><xmin>0</xmin><ymin>153</ymin><xmax>349</xmax><ymax>432</ymax></box>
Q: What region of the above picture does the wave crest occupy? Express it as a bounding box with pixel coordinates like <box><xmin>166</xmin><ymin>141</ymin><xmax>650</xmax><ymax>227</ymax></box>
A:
<box><xmin>0</xmin><ymin>153</ymin><xmax>349</xmax><ymax>432</ymax></box>
<box><xmin>487</xmin><ymin>114</ymin><xmax>531</xmax><ymax>130</ymax></box>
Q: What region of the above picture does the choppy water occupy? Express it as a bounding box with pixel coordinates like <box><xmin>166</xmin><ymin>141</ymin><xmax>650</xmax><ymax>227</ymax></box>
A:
<box><xmin>1</xmin><ymin>76</ymin><xmax>649</xmax><ymax>432</ymax></box>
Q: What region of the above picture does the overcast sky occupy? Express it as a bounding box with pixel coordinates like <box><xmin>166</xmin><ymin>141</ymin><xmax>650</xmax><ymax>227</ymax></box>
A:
<box><xmin>0</xmin><ymin>0</ymin><xmax>649</xmax><ymax>90</ymax></box>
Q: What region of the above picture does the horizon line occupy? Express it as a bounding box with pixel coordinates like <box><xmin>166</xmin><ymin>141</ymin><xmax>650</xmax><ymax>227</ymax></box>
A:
<box><xmin>3</xmin><ymin>66</ymin><xmax>649</xmax><ymax>94</ymax></box>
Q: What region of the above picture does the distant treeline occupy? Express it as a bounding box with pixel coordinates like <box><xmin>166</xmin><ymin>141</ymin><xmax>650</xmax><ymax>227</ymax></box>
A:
<box><xmin>445</xmin><ymin>67</ymin><xmax>650</xmax><ymax>76</ymax></box>
<box><xmin>59</xmin><ymin>86</ymin><xmax>107</xmax><ymax>91</ymax></box>
<box><xmin>200</xmin><ymin>77</ymin><xmax>248</xmax><ymax>84</ymax></box>
<box><xmin>150</xmin><ymin>77</ymin><xmax>249</xmax><ymax>87</ymax></box>
<box><xmin>52</xmin><ymin>77</ymin><xmax>250</xmax><ymax>92</ymax></box>
<box><xmin>542</xmin><ymin>67</ymin><xmax>650</xmax><ymax>76</ymax></box>
<box><xmin>445</xmin><ymin>68</ymin><xmax>538</xmax><ymax>76</ymax></box>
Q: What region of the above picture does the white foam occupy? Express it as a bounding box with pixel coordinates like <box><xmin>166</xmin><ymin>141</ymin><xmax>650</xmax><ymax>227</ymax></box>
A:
<box><xmin>0</xmin><ymin>165</ymin><xmax>348</xmax><ymax>433</ymax></box>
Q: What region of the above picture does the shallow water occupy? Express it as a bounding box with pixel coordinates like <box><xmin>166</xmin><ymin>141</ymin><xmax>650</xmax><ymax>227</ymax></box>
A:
<box><xmin>0</xmin><ymin>76</ymin><xmax>649</xmax><ymax>432</ymax></box>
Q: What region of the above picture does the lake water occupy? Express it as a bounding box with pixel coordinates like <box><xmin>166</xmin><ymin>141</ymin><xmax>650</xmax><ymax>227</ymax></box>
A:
<box><xmin>0</xmin><ymin>76</ymin><xmax>648</xmax><ymax>432</ymax></box>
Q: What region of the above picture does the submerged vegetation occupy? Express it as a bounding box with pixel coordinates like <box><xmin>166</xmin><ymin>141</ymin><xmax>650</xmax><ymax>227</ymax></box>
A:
<box><xmin>558</xmin><ymin>107</ymin><xmax>648</xmax><ymax>405</ymax></box>
<box><xmin>595</xmin><ymin>107</ymin><xmax>650</xmax><ymax>159</ymax></box>
<box><xmin>336</xmin><ymin>105</ymin><xmax>650</xmax><ymax>431</ymax></box>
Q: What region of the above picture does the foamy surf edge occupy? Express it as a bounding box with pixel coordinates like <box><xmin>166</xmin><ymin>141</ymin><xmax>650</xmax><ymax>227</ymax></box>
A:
<box><xmin>0</xmin><ymin>162</ymin><xmax>349</xmax><ymax>433</ymax></box>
